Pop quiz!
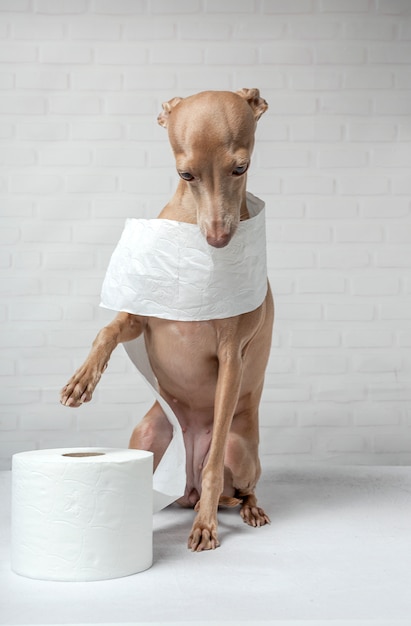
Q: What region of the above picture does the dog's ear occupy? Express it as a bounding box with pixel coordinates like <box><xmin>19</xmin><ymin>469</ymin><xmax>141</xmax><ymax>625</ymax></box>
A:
<box><xmin>236</xmin><ymin>88</ymin><xmax>268</xmax><ymax>122</ymax></box>
<box><xmin>157</xmin><ymin>97</ymin><xmax>183</xmax><ymax>128</ymax></box>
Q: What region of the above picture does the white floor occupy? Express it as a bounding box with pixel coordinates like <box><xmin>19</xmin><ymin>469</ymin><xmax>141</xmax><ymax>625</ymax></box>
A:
<box><xmin>1</xmin><ymin>465</ymin><xmax>411</xmax><ymax>626</ymax></box>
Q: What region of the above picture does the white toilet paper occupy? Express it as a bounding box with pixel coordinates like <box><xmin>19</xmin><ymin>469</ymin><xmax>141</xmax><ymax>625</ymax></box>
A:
<box><xmin>125</xmin><ymin>335</ymin><xmax>186</xmax><ymax>514</ymax></box>
<box><xmin>11</xmin><ymin>448</ymin><xmax>153</xmax><ymax>582</ymax></box>
<box><xmin>100</xmin><ymin>192</ymin><xmax>267</xmax><ymax>321</ymax></box>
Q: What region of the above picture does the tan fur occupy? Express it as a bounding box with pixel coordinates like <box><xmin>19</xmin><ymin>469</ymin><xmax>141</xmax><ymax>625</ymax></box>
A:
<box><xmin>61</xmin><ymin>89</ymin><xmax>273</xmax><ymax>552</ymax></box>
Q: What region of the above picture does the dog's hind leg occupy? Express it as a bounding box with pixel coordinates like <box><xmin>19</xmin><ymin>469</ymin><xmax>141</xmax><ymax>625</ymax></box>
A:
<box><xmin>129</xmin><ymin>400</ymin><xmax>173</xmax><ymax>470</ymax></box>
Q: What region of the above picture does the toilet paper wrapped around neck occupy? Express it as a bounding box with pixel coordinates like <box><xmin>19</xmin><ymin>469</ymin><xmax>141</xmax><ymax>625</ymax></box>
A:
<box><xmin>100</xmin><ymin>192</ymin><xmax>267</xmax><ymax>321</ymax></box>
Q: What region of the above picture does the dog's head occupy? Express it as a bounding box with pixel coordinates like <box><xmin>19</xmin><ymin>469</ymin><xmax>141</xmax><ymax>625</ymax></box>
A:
<box><xmin>157</xmin><ymin>89</ymin><xmax>268</xmax><ymax>248</ymax></box>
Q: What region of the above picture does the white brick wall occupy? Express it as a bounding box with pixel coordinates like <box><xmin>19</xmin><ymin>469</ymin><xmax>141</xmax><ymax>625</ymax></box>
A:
<box><xmin>1</xmin><ymin>0</ymin><xmax>411</xmax><ymax>469</ymax></box>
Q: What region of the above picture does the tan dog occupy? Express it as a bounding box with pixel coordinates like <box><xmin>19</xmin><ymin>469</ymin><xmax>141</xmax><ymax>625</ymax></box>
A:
<box><xmin>60</xmin><ymin>89</ymin><xmax>274</xmax><ymax>552</ymax></box>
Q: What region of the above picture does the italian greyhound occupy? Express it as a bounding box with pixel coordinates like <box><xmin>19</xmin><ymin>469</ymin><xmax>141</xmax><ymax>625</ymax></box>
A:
<box><xmin>60</xmin><ymin>89</ymin><xmax>274</xmax><ymax>551</ymax></box>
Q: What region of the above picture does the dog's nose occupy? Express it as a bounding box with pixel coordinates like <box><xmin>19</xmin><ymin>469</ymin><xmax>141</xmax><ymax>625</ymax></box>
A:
<box><xmin>206</xmin><ymin>232</ymin><xmax>231</xmax><ymax>248</ymax></box>
<box><xmin>206</xmin><ymin>233</ymin><xmax>231</xmax><ymax>248</ymax></box>
<box><xmin>203</xmin><ymin>217</ymin><xmax>234</xmax><ymax>248</ymax></box>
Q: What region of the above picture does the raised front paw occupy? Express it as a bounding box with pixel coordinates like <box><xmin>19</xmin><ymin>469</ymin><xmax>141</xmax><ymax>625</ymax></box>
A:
<box><xmin>188</xmin><ymin>520</ymin><xmax>220</xmax><ymax>552</ymax></box>
<box><xmin>60</xmin><ymin>363</ymin><xmax>105</xmax><ymax>407</ymax></box>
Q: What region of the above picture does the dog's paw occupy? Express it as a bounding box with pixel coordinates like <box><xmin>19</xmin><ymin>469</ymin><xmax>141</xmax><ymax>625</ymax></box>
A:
<box><xmin>240</xmin><ymin>503</ymin><xmax>271</xmax><ymax>528</ymax></box>
<box><xmin>60</xmin><ymin>380</ymin><xmax>92</xmax><ymax>407</ymax></box>
<box><xmin>188</xmin><ymin>521</ymin><xmax>220</xmax><ymax>552</ymax></box>
<box><xmin>60</xmin><ymin>365</ymin><xmax>103</xmax><ymax>407</ymax></box>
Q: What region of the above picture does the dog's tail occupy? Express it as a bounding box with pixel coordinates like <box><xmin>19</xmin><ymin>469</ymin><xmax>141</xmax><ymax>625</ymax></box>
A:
<box><xmin>218</xmin><ymin>495</ymin><xmax>243</xmax><ymax>508</ymax></box>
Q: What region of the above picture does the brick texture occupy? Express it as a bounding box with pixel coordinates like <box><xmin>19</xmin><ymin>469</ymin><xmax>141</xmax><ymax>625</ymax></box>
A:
<box><xmin>1</xmin><ymin>0</ymin><xmax>411</xmax><ymax>469</ymax></box>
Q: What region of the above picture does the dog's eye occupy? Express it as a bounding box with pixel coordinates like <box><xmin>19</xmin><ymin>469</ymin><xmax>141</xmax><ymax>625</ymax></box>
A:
<box><xmin>179</xmin><ymin>171</ymin><xmax>194</xmax><ymax>181</ymax></box>
<box><xmin>232</xmin><ymin>164</ymin><xmax>248</xmax><ymax>176</ymax></box>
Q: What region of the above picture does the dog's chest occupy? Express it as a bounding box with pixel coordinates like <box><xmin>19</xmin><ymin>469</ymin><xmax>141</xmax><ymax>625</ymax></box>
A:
<box><xmin>143</xmin><ymin>318</ymin><xmax>220</xmax><ymax>412</ymax></box>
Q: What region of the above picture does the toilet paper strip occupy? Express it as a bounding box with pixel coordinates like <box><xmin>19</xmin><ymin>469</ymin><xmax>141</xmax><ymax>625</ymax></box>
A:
<box><xmin>124</xmin><ymin>335</ymin><xmax>186</xmax><ymax>514</ymax></box>
<box><xmin>100</xmin><ymin>192</ymin><xmax>267</xmax><ymax>321</ymax></box>
<box><xmin>11</xmin><ymin>448</ymin><xmax>153</xmax><ymax>582</ymax></box>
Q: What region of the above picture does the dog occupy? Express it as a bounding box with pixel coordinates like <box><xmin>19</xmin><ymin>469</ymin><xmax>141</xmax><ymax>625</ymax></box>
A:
<box><xmin>60</xmin><ymin>89</ymin><xmax>274</xmax><ymax>552</ymax></box>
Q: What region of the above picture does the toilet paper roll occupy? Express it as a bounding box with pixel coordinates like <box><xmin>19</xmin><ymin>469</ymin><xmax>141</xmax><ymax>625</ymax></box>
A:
<box><xmin>11</xmin><ymin>448</ymin><xmax>153</xmax><ymax>582</ymax></box>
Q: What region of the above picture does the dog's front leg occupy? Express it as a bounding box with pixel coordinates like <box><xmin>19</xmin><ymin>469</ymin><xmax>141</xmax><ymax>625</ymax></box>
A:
<box><xmin>188</xmin><ymin>346</ymin><xmax>243</xmax><ymax>552</ymax></box>
<box><xmin>60</xmin><ymin>312</ymin><xmax>143</xmax><ymax>407</ymax></box>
